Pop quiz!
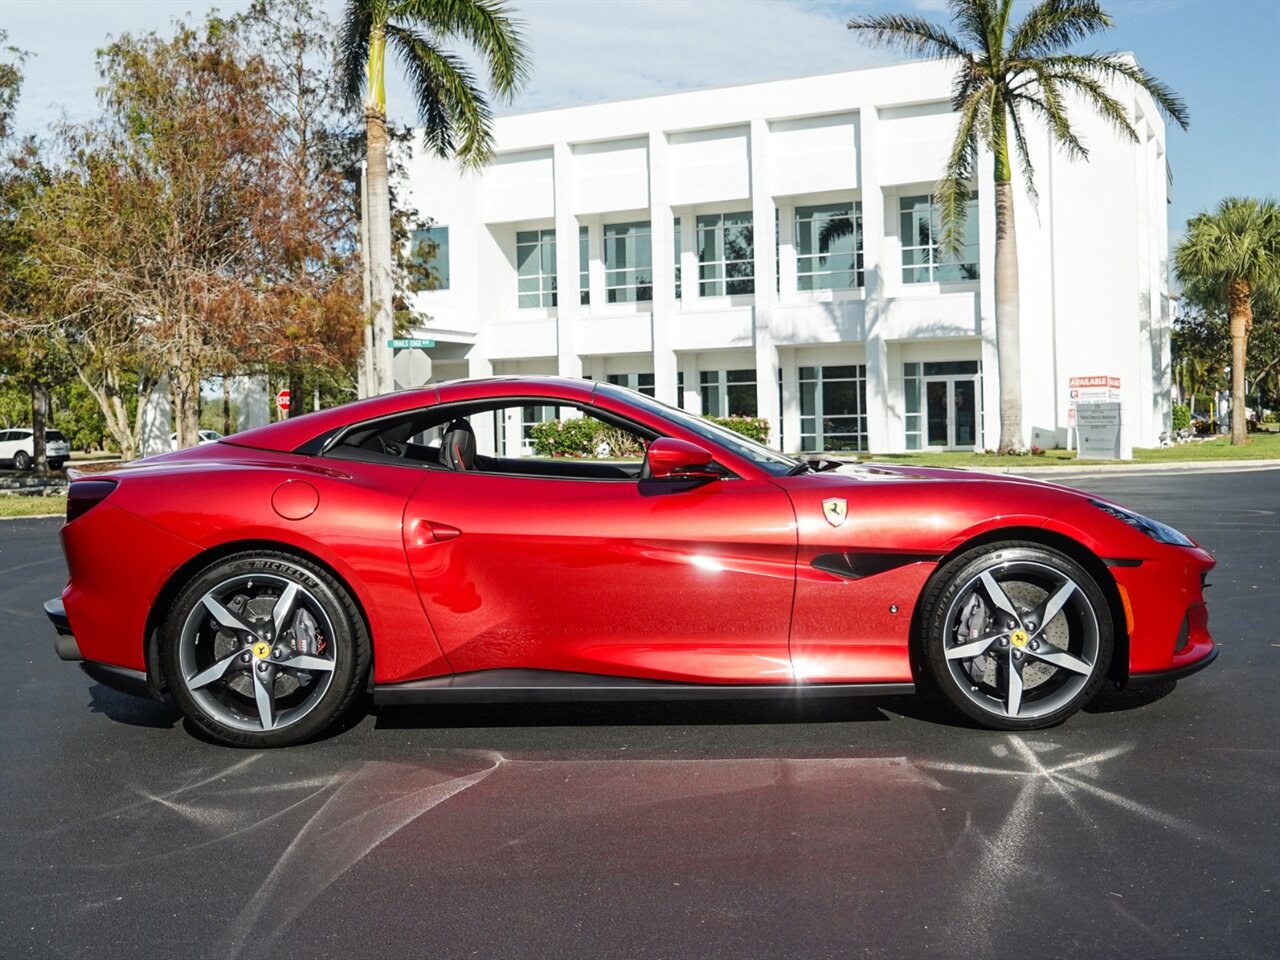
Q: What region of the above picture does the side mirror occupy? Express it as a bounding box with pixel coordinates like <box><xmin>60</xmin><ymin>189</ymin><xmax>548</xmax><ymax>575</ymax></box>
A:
<box><xmin>645</xmin><ymin>437</ymin><xmax>725</xmax><ymax>480</ymax></box>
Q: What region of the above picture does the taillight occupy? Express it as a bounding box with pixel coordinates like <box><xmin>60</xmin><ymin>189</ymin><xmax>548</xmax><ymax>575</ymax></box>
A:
<box><xmin>66</xmin><ymin>480</ymin><xmax>118</xmax><ymax>524</ymax></box>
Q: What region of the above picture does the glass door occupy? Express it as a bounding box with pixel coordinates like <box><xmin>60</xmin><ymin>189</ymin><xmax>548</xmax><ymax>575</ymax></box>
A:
<box><xmin>924</xmin><ymin>377</ymin><xmax>979</xmax><ymax>450</ymax></box>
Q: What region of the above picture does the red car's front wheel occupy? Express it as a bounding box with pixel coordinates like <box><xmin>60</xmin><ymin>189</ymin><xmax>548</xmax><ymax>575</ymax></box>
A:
<box><xmin>921</xmin><ymin>542</ymin><xmax>1114</xmax><ymax>729</ymax></box>
<box><xmin>162</xmin><ymin>551</ymin><xmax>369</xmax><ymax>747</ymax></box>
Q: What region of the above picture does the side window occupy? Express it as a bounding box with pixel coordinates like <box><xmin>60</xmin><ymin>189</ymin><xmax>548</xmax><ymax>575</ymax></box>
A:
<box><xmin>321</xmin><ymin>401</ymin><xmax>654</xmax><ymax>481</ymax></box>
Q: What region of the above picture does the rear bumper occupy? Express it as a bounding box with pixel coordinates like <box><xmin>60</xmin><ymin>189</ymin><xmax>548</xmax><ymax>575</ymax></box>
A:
<box><xmin>46</xmin><ymin>596</ymin><xmax>158</xmax><ymax>700</ymax></box>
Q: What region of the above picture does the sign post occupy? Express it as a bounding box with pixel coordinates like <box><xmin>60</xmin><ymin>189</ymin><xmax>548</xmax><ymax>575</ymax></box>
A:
<box><xmin>388</xmin><ymin>338</ymin><xmax>434</xmax><ymax>389</ymax></box>
<box><xmin>1068</xmin><ymin>375</ymin><xmax>1126</xmax><ymax>458</ymax></box>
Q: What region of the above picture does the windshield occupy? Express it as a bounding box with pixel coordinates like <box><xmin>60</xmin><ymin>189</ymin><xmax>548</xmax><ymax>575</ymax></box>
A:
<box><xmin>596</xmin><ymin>383</ymin><xmax>797</xmax><ymax>477</ymax></box>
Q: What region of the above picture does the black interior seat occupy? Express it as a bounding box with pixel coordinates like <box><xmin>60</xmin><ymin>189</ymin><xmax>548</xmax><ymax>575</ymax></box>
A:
<box><xmin>439</xmin><ymin>419</ymin><xmax>477</xmax><ymax>471</ymax></box>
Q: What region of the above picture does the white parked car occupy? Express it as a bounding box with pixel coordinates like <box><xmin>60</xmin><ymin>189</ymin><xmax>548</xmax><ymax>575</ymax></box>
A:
<box><xmin>0</xmin><ymin>428</ymin><xmax>71</xmax><ymax>470</ymax></box>
<box><xmin>170</xmin><ymin>429</ymin><xmax>223</xmax><ymax>450</ymax></box>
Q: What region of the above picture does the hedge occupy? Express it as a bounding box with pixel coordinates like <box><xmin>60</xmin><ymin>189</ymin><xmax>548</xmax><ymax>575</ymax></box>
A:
<box><xmin>530</xmin><ymin>413</ymin><xmax>771</xmax><ymax>457</ymax></box>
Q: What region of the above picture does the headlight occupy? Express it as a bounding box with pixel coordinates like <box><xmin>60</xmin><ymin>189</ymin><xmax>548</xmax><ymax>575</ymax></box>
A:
<box><xmin>1089</xmin><ymin>500</ymin><xmax>1195</xmax><ymax>546</ymax></box>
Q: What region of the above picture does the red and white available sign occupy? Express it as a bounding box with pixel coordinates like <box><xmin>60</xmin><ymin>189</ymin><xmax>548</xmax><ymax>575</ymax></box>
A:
<box><xmin>1067</xmin><ymin>375</ymin><xmax>1120</xmax><ymax>425</ymax></box>
<box><xmin>276</xmin><ymin>389</ymin><xmax>291</xmax><ymax>413</ymax></box>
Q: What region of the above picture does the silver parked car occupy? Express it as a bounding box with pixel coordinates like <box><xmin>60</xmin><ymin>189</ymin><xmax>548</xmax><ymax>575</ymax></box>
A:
<box><xmin>0</xmin><ymin>428</ymin><xmax>71</xmax><ymax>470</ymax></box>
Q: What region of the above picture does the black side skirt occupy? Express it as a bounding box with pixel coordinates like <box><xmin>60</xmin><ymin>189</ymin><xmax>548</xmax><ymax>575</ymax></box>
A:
<box><xmin>374</xmin><ymin>669</ymin><xmax>914</xmax><ymax>705</ymax></box>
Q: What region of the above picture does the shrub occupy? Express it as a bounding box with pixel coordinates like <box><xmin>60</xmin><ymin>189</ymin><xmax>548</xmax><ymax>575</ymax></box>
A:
<box><xmin>705</xmin><ymin>416</ymin><xmax>770</xmax><ymax>442</ymax></box>
<box><xmin>1171</xmin><ymin>403</ymin><xmax>1191</xmax><ymax>432</ymax></box>
<box><xmin>530</xmin><ymin>417</ymin><xmax>644</xmax><ymax>458</ymax></box>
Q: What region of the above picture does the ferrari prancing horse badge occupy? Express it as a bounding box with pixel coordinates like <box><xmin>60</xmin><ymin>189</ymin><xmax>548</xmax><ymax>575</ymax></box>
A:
<box><xmin>822</xmin><ymin>498</ymin><xmax>848</xmax><ymax>527</ymax></box>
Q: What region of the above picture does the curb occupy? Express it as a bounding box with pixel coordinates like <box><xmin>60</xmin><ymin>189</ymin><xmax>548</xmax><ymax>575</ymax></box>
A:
<box><xmin>970</xmin><ymin>459</ymin><xmax>1280</xmax><ymax>477</ymax></box>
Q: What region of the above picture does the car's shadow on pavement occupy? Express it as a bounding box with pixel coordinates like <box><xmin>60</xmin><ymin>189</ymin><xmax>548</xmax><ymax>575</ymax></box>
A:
<box><xmin>87</xmin><ymin>684</ymin><xmax>181</xmax><ymax>729</ymax></box>
<box><xmin>1084</xmin><ymin>679</ymin><xmax>1177</xmax><ymax>713</ymax></box>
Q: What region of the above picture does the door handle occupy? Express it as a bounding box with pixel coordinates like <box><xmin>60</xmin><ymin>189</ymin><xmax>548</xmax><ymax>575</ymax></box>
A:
<box><xmin>409</xmin><ymin>519</ymin><xmax>462</xmax><ymax>545</ymax></box>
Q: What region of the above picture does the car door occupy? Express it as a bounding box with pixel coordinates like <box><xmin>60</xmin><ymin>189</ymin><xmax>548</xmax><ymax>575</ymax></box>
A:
<box><xmin>401</xmin><ymin>442</ymin><xmax>798</xmax><ymax>684</ymax></box>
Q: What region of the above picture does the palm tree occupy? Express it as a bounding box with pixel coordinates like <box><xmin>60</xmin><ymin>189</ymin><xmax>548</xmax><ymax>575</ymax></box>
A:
<box><xmin>1175</xmin><ymin>197</ymin><xmax>1280</xmax><ymax>444</ymax></box>
<box><xmin>846</xmin><ymin>0</ymin><xmax>1188</xmax><ymax>452</ymax></box>
<box><xmin>340</xmin><ymin>0</ymin><xmax>528</xmax><ymax>396</ymax></box>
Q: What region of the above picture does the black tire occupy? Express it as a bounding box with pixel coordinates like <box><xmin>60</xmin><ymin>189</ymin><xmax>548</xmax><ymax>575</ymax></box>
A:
<box><xmin>162</xmin><ymin>551</ymin><xmax>369</xmax><ymax>747</ymax></box>
<box><xmin>13</xmin><ymin>450</ymin><xmax>30</xmax><ymax>471</ymax></box>
<box><xmin>920</xmin><ymin>541</ymin><xmax>1113</xmax><ymax>730</ymax></box>
<box><xmin>48</xmin><ymin>460</ymin><xmax>66</xmax><ymax>471</ymax></box>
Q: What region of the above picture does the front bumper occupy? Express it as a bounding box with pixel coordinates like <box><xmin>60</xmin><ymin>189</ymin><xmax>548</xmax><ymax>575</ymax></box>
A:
<box><xmin>45</xmin><ymin>596</ymin><xmax>156</xmax><ymax>701</ymax></box>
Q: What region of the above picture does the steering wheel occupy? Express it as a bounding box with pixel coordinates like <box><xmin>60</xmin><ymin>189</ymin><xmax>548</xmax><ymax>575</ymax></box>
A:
<box><xmin>377</xmin><ymin>437</ymin><xmax>406</xmax><ymax>458</ymax></box>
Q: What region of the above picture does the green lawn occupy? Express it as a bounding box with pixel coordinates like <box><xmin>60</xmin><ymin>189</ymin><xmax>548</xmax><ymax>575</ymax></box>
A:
<box><xmin>858</xmin><ymin>430</ymin><xmax>1280</xmax><ymax>468</ymax></box>
<box><xmin>0</xmin><ymin>496</ymin><xmax>66</xmax><ymax>519</ymax></box>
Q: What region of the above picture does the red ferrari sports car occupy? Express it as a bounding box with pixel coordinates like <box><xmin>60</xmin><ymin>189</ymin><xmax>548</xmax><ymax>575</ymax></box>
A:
<box><xmin>45</xmin><ymin>377</ymin><xmax>1216</xmax><ymax>746</ymax></box>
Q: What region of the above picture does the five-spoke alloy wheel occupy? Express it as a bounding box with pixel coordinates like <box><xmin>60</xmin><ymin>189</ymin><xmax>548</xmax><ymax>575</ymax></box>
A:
<box><xmin>922</xmin><ymin>542</ymin><xmax>1113</xmax><ymax>729</ymax></box>
<box><xmin>163</xmin><ymin>552</ymin><xmax>369</xmax><ymax>747</ymax></box>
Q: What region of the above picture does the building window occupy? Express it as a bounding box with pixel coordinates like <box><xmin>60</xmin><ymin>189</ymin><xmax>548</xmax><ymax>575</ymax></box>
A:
<box><xmin>673</xmin><ymin>217</ymin><xmax>682</xmax><ymax>300</ymax></box>
<box><xmin>795</xmin><ymin>202</ymin><xmax>863</xmax><ymax>290</ymax></box>
<box><xmin>579</xmin><ymin>226</ymin><xmax>589</xmax><ymax>305</ymax></box>
<box><xmin>411</xmin><ymin>226</ymin><xmax>449</xmax><ymax>289</ymax></box>
<box><xmin>900</xmin><ymin>193</ymin><xmax>979</xmax><ymax>283</ymax></box>
<box><xmin>516</xmin><ymin>229</ymin><xmax>556</xmax><ymax>308</ymax></box>
<box><xmin>697</xmin><ymin>212</ymin><xmax>754</xmax><ymax>296</ymax></box>
<box><xmin>604</xmin><ymin>221</ymin><xmax>652</xmax><ymax>303</ymax></box>
<box><xmin>607</xmin><ymin>373</ymin><xmax>655</xmax><ymax>397</ymax></box>
<box><xmin>700</xmin><ymin>369</ymin><xmax>757</xmax><ymax>417</ymax></box>
<box><xmin>799</xmin><ymin>365</ymin><xmax>868</xmax><ymax>453</ymax></box>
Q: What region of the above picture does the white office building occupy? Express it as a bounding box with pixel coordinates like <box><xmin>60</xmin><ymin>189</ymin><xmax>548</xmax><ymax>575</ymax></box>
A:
<box><xmin>396</xmin><ymin>57</ymin><xmax>1173</xmax><ymax>455</ymax></box>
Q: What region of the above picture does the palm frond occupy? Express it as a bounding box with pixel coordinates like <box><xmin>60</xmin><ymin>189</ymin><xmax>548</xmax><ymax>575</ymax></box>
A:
<box><xmin>339</xmin><ymin>0</ymin><xmax>376</xmax><ymax>108</ymax></box>
<box><xmin>1009</xmin><ymin>88</ymin><xmax>1089</xmax><ymax>160</ymax></box>
<box><xmin>386</xmin><ymin>22</ymin><xmax>492</xmax><ymax>165</ymax></box>
<box><xmin>946</xmin><ymin>0</ymin><xmax>998</xmax><ymax>53</ymax></box>
<box><xmin>846</xmin><ymin>13</ymin><xmax>968</xmax><ymax>62</ymax></box>
<box><xmin>936</xmin><ymin>85</ymin><xmax>985</xmax><ymax>256</ymax></box>
<box><xmin>1004</xmin><ymin>99</ymin><xmax>1040</xmax><ymax>208</ymax></box>
<box><xmin>1036</xmin><ymin>52</ymin><xmax>1190</xmax><ymax>130</ymax></box>
<box><xmin>393</xmin><ymin>0</ymin><xmax>529</xmax><ymax>99</ymax></box>
<box><xmin>1019</xmin><ymin>66</ymin><xmax>1093</xmax><ymax>157</ymax></box>
<box><xmin>1040</xmin><ymin>65</ymin><xmax>1137</xmax><ymax>143</ymax></box>
<box><xmin>1008</xmin><ymin>0</ymin><xmax>1112</xmax><ymax>59</ymax></box>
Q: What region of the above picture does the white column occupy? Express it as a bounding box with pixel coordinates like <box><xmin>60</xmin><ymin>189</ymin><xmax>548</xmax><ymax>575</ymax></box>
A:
<box><xmin>781</xmin><ymin>350</ymin><xmax>800</xmax><ymax>453</ymax></box>
<box><xmin>777</xmin><ymin>200</ymin><xmax>797</xmax><ymax>299</ymax></box>
<box><xmin>859</xmin><ymin>107</ymin><xmax>891</xmax><ymax>453</ymax></box>
<box><xmin>749</xmin><ymin>118</ymin><xmax>780</xmax><ymax>446</ymax></box>
<box><xmin>467</xmin><ymin>351</ymin><xmax>496</xmax><ymax>455</ymax></box>
<box><xmin>648</xmin><ymin>130</ymin><xmax>678</xmax><ymax>405</ymax></box>
<box><xmin>552</xmin><ymin>142</ymin><xmax>583</xmax><ymax>379</ymax></box>
<box><xmin>680</xmin><ymin>351</ymin><xmax>701</xmax><ymax>413</ymax></box>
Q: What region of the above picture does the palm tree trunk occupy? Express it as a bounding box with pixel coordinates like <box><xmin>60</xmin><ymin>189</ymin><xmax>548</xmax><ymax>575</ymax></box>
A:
<box><xmin>1228</xmin><ymin>278</ymin><xmax>1251</xmax><ymax>445</ymax></box>
<box><xmin>363</xmin><ymin>30</ymin><xmax>394</xmax><ymax>397</ymax></box>
<box><xmin>994</xmin><ymin>180</ymin><xmax>1022</xmax><ymax>452</ymax></box>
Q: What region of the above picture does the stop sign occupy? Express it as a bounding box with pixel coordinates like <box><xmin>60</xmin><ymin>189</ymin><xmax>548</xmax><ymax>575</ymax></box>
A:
<box><xmin>276</xmin><ymin>388</ymin><xmax>291</xmax><ymax>412</ymax></box>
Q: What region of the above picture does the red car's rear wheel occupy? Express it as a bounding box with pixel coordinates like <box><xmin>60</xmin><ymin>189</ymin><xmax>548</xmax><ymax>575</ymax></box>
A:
<box><xmin>921</xmin><ymin>542</ymin><xmax>1113</xmax><ymax>729</ymax></box>
<box><xmin>162</xmin><ymin>551</ymin><xmax>369</xmax><ymax>747</ymax></box>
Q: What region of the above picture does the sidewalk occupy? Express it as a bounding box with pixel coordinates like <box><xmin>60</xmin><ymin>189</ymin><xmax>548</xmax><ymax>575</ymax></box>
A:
<box><xmin>940</xmin><ymin>458</ymin><xmax>1280</xmax><ymax>478</ymax></box>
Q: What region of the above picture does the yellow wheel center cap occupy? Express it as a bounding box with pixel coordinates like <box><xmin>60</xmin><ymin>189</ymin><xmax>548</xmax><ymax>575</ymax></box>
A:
<box><xmin>252</xmin><ymin>640</ymin><xmax>273</xmax><ymax>660</ymax></box>
<box><xmin>1010</xmin><ymin>629</ymin><xmax>1029</xmax><ymax>648</ymax></box>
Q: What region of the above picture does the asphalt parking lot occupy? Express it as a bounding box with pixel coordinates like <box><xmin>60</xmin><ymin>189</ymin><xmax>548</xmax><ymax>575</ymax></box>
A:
<box><xmin>1</xmin><ymin>469</ymin><xmax>1276</xmax><ymax>960</ymax></box>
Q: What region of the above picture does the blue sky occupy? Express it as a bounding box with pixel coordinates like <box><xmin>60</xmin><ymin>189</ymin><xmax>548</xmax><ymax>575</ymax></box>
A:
<box><xmin>3</xmin><ymin>0</ymin><xmax>1277</xmax><ymax>239</ymax></box>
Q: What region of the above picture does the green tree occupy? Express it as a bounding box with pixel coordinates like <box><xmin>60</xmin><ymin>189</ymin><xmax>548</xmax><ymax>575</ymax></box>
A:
<box><xmin>1174</xmin><ymin>197</ymin><xmax>1280</xmax><ymax>443</ymax></box>
<box><xmin>846</xmin><ymin>0</ymin><xmax>1188</xmax><ymax>451</ymax></box>
<box><xmin>339</xmin><ymin>0</ymin><xmax>528</xmax><ymax>396</ymax></box>
<box><xmin>0</xmin><ymin>31</ymin><xmax>74</xmax><ymax>471</ymax></box>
